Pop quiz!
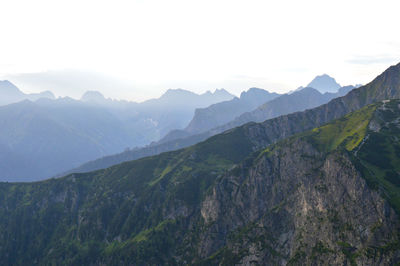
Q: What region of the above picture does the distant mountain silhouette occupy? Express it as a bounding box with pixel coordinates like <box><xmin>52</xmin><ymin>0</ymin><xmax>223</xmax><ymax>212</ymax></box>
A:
<box><xmin>184</xmin><ymin>88</ymin><xmax>280</xmax><ymax>134</ymax></box>
<box><xmin>80</xmin><ymin>88</ymin><xmax>235</xmax><ymax>139</ymax></box>
<box><xmin>306</xmin><ymin>74</ymin><xmax>341</xmax><ymax>93</ymax></box>
<box><xmin>66</xmin><ymin>84</ymin><xmax>355</xmax><ymax>175</ymax></box>
<box><xmin>0</xmin><ymin>86</ymin><xmax>234</xmax><ymax>181</ymax></box>
<box><xmin>0</xmin><ymin>80</ymin><xmax>55</xmax><ymax>106</ymax></box>
<box><xmin>159</xmin><ymin>85</ymin><xmax>353</xmax><ymax>144</ymax></box>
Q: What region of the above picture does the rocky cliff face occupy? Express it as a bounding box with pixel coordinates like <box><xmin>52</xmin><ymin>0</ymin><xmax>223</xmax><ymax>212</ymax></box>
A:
<box><xmin>192</xmin><ymin>100</ymin><xmax>400</xmax><ymax>264</ymax></box>
<box><xmin>198</xmin><ymin>140</ymin><xmax>399</xmax><ymax>265</ymax></box>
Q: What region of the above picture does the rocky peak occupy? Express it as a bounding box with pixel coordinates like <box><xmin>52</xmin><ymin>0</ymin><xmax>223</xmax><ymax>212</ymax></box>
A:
<box><xmin>307</xmin><ymin>74</ymin><xmax>341</xmax><ymax>93</ymax></box>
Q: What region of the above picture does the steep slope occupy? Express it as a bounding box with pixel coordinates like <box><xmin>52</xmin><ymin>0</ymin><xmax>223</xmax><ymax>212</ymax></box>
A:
<box><xmin>0</xmin><ymin>100</ymin><xmax>399</xmax><ymax>265</ymax></box>
<box><xmin>199</xmin><ymin>100</ymin><xmax>400</xmax><ymax>264</ymax></box>
<box><xmin>67</xmin><ymin>62</ymin><xmax>400</xmax><ymax>175</ymax></box>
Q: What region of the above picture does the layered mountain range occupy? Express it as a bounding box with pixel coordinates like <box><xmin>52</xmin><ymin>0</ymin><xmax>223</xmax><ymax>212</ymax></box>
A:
<box><xmin>183</xmin><ymin>88</ymin><xmax>280</xmax><ymax>135</ymax></box>
<box><xmin>67</xmin><ymin>82</ymin><xmax>356</xmax><ymax>175</ymax></box>
<box><xmin>0</xmin><ymin>62</ymin><xmax>399</xmax><ymax>264</ymax></box>
<box><xmin>0</xmin><ymin>86</ymin><xmax>234</xmax><ymax>181</ymax></box>
<box><xmin>0</xmin><ymin>80</ymin><xmax>55</xmax><ymax>105</ymax></box>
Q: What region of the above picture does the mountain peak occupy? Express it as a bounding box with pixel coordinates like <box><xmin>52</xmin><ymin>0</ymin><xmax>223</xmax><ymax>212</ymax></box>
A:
<box><xmin>212</xmin><ymin>88</ymin><xmax>232</xmax><ymax>97</ymax></box>
<box><xmin>241</xmin><ymin>87</ymin><xmax>264</xmax><ymax>95</ymax></box>
<box><xmin>239</xmin><ymin>87</ymin><xmax>278</xmax><ymax>101</ymax></box>
<box><xmin>161</xmin><ymin>89</ymin><xmax>196</xmax><ymax>98</ymax></box>
<box><xmin>81</xmin><ymin>90</ymin><xmax>106</xmax><ymax>102</ymax></box>
<box><xmin>0</xmin><ymin>80</ymin><xmax>23</xmax><ymax>94</ymax></box>
<box><xmin>38</xmin><ymin>91</ymin><xmax>56</xmax><ymax>99</ymax></box>
<box><xmin>307</xmin><ymin>74</ymin><xmax>341</xmax><ymax>93</ymax></box>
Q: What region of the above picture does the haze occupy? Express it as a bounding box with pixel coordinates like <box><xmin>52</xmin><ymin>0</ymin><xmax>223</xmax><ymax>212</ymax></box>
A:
<box><xmin>1</xmin><ymin>0</ymin><xmax>399</xmax><ymax>101</ymax></box>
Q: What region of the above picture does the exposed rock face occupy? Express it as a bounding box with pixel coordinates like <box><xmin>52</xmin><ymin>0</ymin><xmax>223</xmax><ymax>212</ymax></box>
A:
<box><xmin>198</xmin><ymin>139</ymin><xmax>399</xmax><ymax>264</ymax></box>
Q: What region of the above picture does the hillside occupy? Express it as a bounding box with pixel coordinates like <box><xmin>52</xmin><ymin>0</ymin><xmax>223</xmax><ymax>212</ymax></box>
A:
<box><xmin>66</xmin><ymin>63</ymin><xmax>400</xmax><ymax>175</ymax></box>
<box><xmin>0</xmin><ymin>100</ymin><xmax>399</xmax><ymax>264</ymax></box>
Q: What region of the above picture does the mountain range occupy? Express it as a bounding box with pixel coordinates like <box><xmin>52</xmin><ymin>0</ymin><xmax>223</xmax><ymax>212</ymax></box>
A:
<box><xmin>67</xmin><ymin>82</ymin><xmax>356</xmax><ymax>175</ymax></box>
<box><xmin>0</xmin><ymin>80</ymin><xmax>55</xmax><ymax>106</ymax></box>
<box><xmin>0</xmin><ymin>86</ymin><xmax>234</xmax><ymax>181</ymax></box>
<box><xmin>0</xmin><ymin>63</ymin><xmax>399</xmax><ymax>264</ymax></box>
<box><xmin>183</xmin><ymin>88</ymin><xmax>280</xmax><ymax>135</ymax></box>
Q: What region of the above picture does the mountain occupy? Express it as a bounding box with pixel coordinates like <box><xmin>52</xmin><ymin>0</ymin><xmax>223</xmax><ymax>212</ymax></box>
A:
<box><xmin>307</xmin><ymin>74</ymin><xmax>341</xmax><ymax>93</ymax></box>
<box><xmin>137</xmin><ymin>88</ymin><xmax>235</xmax><ymax>137</ymax></box>
<box><xmin>183</xmin><ymin>88</ymin><xmax>280</xmax><ymax>135</ymax></box>
<box><xmin>67</xmin><ymin>85</ymin><xmax>354</xmax><ymax>174</ymax></box>
<box><xmin>0</xmin><ymin>80</ymin><xmax>55</xmax><ymax>105</ymax></box>
<box><xmin>0</xmin><ymin>87</ymin><xmax>234</xmax><ymax>182</ymax></box>
<box><xmin>227</xmin><ymin>85</ymin><xmax>354</xmax><ymax>126</ymax></box>
<box><xmin>0</xmin><ymin>99</ymin><xmax>145</xmax><ymax>181</ymax></box>
<box><xmin>159</xmin><ymin>86</ymin><xmax>351</xmax><ymax>144</ymax></box>
<box><xmin>1</xmin><ymin>97</ymin><xmax>399</xmax><ymax>264</ymax></box>
<box><xmin>81</xmin><ymin>90</ymin><xmax>108</xmax><ymax>103</ymax></box>
<box><xmin>68</xmin><ymin>62</ymin><xmax>400</xmax><ymax>175</ymax></box>
<box><xmin>81</xmin><ymin>88</ymin><xmax>235</xmax><ymax>139</ymax></box>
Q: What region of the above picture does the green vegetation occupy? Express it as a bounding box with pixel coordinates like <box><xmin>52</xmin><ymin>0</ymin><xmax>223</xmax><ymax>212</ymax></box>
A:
<box><xmin>351</xmin><ymin>101</ymin><xmax>400</xmax><ymax>212</ymax></box>
<box><xmin>0</xmin><ymin>125</ymin><xmax>255</xmax><ymax>265</ymax></box>
<box><xmin>0</xmin><ymin>90</ymin><xmax>400</xmax><ymax>264</ymax></box>
<box><xmin>304</xmin><ymin>103</ymin><xmax>378</xmax><ymax>152</ymax></box>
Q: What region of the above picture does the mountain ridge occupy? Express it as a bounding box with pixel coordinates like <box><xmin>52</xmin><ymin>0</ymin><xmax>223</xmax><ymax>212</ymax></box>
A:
<box><xmin>1</xmin><ymin>99</ymin><xmax>399</xmax><ymax>264</ymax></box>
<box><xmin>65</xmin><ymin>62</ymin><xmax>400</xmax><ymax>176</ymax></box>
<box><xmin>0</xmin><ymin>86</ymin><xmax>235</xmax><ymax>181</ymax></box>
<box><xmin>0</xmin><ymin>80</ymin><xmax>55</xmax><ymax>106</ymax></box>
<box><xmin>65</xmin><ymin>83</ymin><xmax>355</xmax><ymax>175</ymax></box>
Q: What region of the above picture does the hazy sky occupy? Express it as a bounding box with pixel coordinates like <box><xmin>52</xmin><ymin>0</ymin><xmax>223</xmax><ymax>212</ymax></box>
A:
<box><xmin>1</xmin><ymin>0</ymin><xmax>400</xmax><ymax>101</ymax></box>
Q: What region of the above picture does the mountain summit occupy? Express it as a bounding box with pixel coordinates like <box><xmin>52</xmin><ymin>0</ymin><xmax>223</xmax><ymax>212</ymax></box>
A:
<box><xmin>307</xmin><ymin>74</ymin><xmax>341</xmax><ymax>93</ymax></box>
<box><xmin>81</xmin><ymin>90</ymin><xmax>107</xmax><ymax>103</ymax></box>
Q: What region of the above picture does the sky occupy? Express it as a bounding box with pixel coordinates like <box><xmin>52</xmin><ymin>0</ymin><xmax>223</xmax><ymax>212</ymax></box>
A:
<box><xmin>0</xmin><ymin>0</ymin><xmax>400</xmax><ymax>102</ymax></box>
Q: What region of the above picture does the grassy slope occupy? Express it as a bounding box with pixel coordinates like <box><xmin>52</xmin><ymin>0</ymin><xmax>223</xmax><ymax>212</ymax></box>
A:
<box><xmin>352</xmin><ymin>100</ymin><xmax>400</xmax><ymax>213</ymax></box>
<box><xmin>260</xmin><ymin>100</ymin><xmax>400</xmax><ymax>214</ymax></box>
<box><xmin>307</xmin><ymin>103</ymin><xmax>378</xmax><ymax>152</ymax></box>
